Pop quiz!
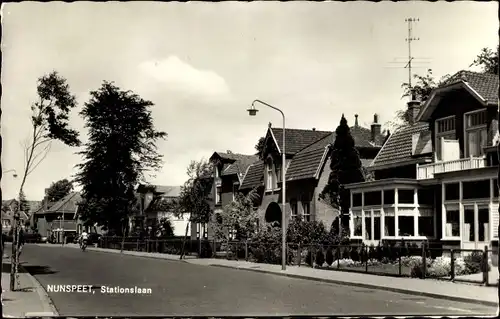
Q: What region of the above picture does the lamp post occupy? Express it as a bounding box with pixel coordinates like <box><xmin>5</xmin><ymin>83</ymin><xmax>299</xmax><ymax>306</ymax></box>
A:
<box><xmin>247</xmin><ymin>99</ymin><xmax>287</xmax><ymax>271</ymax></box>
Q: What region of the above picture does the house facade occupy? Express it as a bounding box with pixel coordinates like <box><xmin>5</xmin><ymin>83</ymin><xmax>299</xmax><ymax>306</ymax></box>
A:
<box><xmin>2</xmin><ymin>199</ymin><xmax>40</xmax><ymax>234</ymax></box>
<box><xmin>136</xmin><ymin>184</ymin><xmax>196</xmax><ymax>238</ymax></box>
<box><xmin>346</xmin><ymin>71</ymin><xmax>499</xmax><ymax>251</ymax></box>
<box><xmin>209</xmin><ymin>151</ymin><xmax>259</xmax><ymax>239</ymax></box>
<box><xmin>239</xmin><ymin>118</ymin><xmax>386</xmax><ymax>231</ymax></box>
<box><xmin>34</xmin><ymin>192</ymin><xmax>80</xmax><ymax>242</ymax></box>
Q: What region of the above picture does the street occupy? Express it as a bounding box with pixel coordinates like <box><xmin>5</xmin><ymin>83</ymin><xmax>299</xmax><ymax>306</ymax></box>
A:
<box><xmin>6</xmin><ymin>244</ymin><xmax>494</xmax><ymax>317</ymax></box>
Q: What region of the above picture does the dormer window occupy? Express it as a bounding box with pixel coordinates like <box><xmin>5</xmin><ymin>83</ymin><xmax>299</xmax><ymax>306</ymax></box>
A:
<box><xmin>276</xmin><ymin>163</ymin><xmax>282</xmax><ymax>184</ymax></box>
<box><xmin>465</xmin><ymin>109</ymin><xmax>487</xmax><ymax>157</ymax></box>
<box><xmin>435</xmin><ymin>116</ymin><xmax>456</xmax><ymax>161</ymax></box>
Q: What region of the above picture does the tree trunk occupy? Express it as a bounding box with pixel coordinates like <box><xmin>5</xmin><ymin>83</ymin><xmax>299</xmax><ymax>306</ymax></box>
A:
<box><xmin>120</xmin><ymin>220</ymin><xmax>126</xmax><ymax>253</ymax></box>
<box><xmin>180</xmin><ymin>220</ymin><xmax>190</xmax><ymax>260</ymax></box>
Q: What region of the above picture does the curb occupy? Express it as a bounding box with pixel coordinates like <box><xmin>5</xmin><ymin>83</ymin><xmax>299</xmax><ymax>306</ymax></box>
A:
<box><xmin>18</xmin><ymin>264</ymin><xmax>60</xmax><ymax>317</ymax></box>
<box><xmin>210</xmin><ymin>264</ymin><xmax>498</xmax><ymax>308</ymax></box>
<box><xmin>62</xmin><ymin>244</ymin><xmax>190</xmax><ymax>263</ymax></box>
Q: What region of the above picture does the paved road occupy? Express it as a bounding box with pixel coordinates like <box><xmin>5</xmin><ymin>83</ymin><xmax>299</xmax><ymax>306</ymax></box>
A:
<box><xmin>15</xmin><ymin>244</ymin><xmax>497</xmax><ymax>316</ymax></box>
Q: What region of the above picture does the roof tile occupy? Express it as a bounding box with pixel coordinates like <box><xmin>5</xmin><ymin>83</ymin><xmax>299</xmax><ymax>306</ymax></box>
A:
<box><xmin>444</xmin><ymin>71</ymin><xmax>498</xmax><ymax>102</ymax></box>
<box><xmin>371</xmin><ymin>123</ymin><xmax>431</xmax><ymax>168</ymax></box>
<box><xmin>240</xmin><ymin>161</ymin><xmax>264</xmax><ymax>190</ymax></box>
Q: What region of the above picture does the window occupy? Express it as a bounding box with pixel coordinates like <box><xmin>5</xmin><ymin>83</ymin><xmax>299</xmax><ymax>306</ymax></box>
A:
<box><xmin>364</xmin><ymin>211</ymin><xmax>372</xmax><ymax>240</ymax></box>
<box><xmin>352</xmin><ymin>193</ymin><xmax>362</xmax><ymax>207</ymax></box>
<box><xmin>445</xmin><ymin>183</ymin><xmax>459</xmax><ymax>201</ymax></box>
<box><xmin>364</xmin><ymin>191</ymin><xmax>382</xmax><ymax>206</ymax></box>
<box><xmin>418</xmin><ymin>216</ymin><xmax>434</xmax><ymax>237</ymax></box>
<box><xmin>373</xmin><ymin>211</ymin><xmax>381</xmax><ymax>240</ymax></box>
<box><xmin>232</xmin><ymin>183</ymin><xmax>239</xmax><ymax>201</ymax></box>
<box><xmin>384</xmin><ymin>190</ymin><xmax>395</xmax><ymax>205</ymax></box>
<box><xmin>465</xmin><ymin>110</ymin><xmax>488</xmax><ymax>157</ymax></box>
<box><xmin>418</xmin><ymin>188</ymin><xmax>434</xmax><ymax>205</ymax></box>
<box><xmin>215</xmin><ymin>166</ymin><xmax>220</xmax><ymax>178</ymax></box>
<box><xmin>384</xmin><ymin>216</ymin><xmax>395</xmax><ymax>236</ymax></box>
<box><xmin>302</xmin><ymin>201</ymin><xmax>311</xmax><ymax>221</ymax></box>
<box><xmin>398</xmin><ymin>216</ymin><xmax>414</xmax><ymax>236</ymax></box>
<box><xmin>478</xmin><ymin>207</ymin><xmax>490</xmax><ymax>242</ymax></box>
<box><xmin>462</xmin><ymin>180</ymin><xmax>490</xmax><ymax>200</ymax></box>
<box><xmin>290</xmin><ymin>199</ymin><xmax>298</xmax><ymax>219</ymax></box>
<box><xmin>215</xmin><ymin>186</ymin><xmax>222</xmax><ymax>205</ymax></box>
<box><xmin>463</xmin><ymin>206</ymin><xmax>475</xmax><ymax>242</ymax></box>
<box><xmin>494</xmin><ymin>179</ymin><xmax>499</xmax><ymax>198</ymax></box>
<box><xmin>276</xmin><ymin>164</ymin><xmax>282</xmax><ymax>184</ymax></box>
<box><xmin>353</xmin><ymin>215</ymin><xmax>362</xmax><ymax>236</ymax></box>
<box><xmin>398</xmin><ymin>189</ymin><xmax>414</xmax><ymax>204</ymax></box>
<box><xmin>445</xmin><ymin>207</ymin><xmax>460</xmax><ymax>237</ymax></box>
<box><xmin>435</xmin><ymin>116</ymin><xmax>456</xmax><ymax>161</ymax></box>
<box><xmin>266</xmin><ymin>162</ymin><xmax>273</xmax><ymax>191</ymax></box>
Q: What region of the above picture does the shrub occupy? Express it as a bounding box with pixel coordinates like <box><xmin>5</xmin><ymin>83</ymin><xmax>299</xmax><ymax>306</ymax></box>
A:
<box><xmin>200</xmin><ymin>241</ymin><xmax>213</xmax><ymax>258</ymax></box>
<box><xmin>350</xmin><ymin>246</ymin><xmax>360</xmax><ymax>262</ymax></box>
<box><xmin>464</xmin><ymin>251</ymin><xmax>490</xmax><ymax>274</ymax></box>
<box><xmin>306</xmin><ymin>249</ymin><xmax>314</xmax><ymax>267</ymax></box>
<box><xmin>315</xmin><ymin>249</ymin><xmax>325</xmax><ymax>267</ymax></box>
<box><xmin>368</xmin><ymin>245</ymin><xmax>376</xmax><ymax>260</ymax></box>
<box><xmin>408</xmin><ymin>257</ymin><xmax>433</xmax><ymax>278</ymax></box>
<box><xmin>325</xmin><ymin>248</ymin><xmax>334</xmax><ymax>266</ymax></box>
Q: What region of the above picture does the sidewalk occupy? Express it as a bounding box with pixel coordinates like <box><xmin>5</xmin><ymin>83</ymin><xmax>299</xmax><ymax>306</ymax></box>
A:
<box><xmin>1</xmin><ymin>258</ymin><xmax>58</xmax><ymax>318</ymax></box>
<box><xmin>50</xmin><ymin>243</ymin><xmax>499</xmax><ymax>307</ymax></box>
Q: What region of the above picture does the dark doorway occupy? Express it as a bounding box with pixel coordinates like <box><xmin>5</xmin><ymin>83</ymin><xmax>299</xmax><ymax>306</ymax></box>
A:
<box><xmin>265</xmin><ymin>202</ymin><xmax>282</xmax><ymax>226</ymax></box>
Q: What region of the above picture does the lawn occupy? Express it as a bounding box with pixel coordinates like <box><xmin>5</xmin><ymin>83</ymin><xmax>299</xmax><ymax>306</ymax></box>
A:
<box><xmin>318</xmin><ymin>262</ymin><xmax>412</xmax><ymax>277</ymax></box>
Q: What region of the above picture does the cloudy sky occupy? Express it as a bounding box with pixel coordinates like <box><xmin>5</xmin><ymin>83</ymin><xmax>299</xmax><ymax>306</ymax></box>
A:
<box><xmin>1</xmin><ymin>1</ymin><xmax>498</xmax><ymax>200</ymax></box>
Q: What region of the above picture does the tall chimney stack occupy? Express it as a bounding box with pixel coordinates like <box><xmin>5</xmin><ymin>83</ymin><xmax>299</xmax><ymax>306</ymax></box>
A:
<box><xmin>371</xmin><ymin>114</ymin><xmax>381</xmax><ymax>145</ymax></box>
<box><xmin>407</xmin><ymin>91</ymin><xmax>421</xmax><ymax>125</ymax></box>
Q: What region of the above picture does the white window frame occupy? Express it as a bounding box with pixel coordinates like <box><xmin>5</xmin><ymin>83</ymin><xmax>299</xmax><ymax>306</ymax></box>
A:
<box><xmin>464</xmin><ymin>109</ymin><xmax>488</xmax><ymax>158</ymax></box>
<box><xmin>232</xmin><ymin>183</ymin><xmax>239</xmax><ymax>201</ymax></box>
<box><xmin>434</xmin><ymin>115</ymin><xmax>456</xmax><ymax>161</ymax></box>
<box><xmin>443</xmin><ymin>203</ymin><xmax>461</xmax><ymax>239</ymax></box>
<box><xmin>215</xmin><ymin>186</ymin><xmax>222</xmax><ymax>205</ymax></box>
<box><xmin>302</xmin><ymin>201</ymin><xmax>311</xmax><ymax>221</ymax></box>
<box><xmin>265</xmin><ymin>161</ymin><xmax>274</xmax><ymax>191</ymax></box>
<box><xmin>290</xmin><ymin>199</ymin><xmax>298</xmax><ymax>219</ymax></box>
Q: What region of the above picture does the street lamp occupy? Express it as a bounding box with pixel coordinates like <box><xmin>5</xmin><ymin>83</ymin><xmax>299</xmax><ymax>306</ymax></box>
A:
<box><xmin>2</xmin><ymin>169</ymin><xmax>18</xmax><ymax>178</ymax></box>
<box><xmin>247</xmin><ymin>99</ymin><xmax>287</xmax><ymax>271</ymax></box>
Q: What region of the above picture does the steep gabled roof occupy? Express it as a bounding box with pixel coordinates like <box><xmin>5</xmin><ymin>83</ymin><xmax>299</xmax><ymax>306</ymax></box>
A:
<box><xmin>211</xmin><ymin>152</ymin><xmax>259</xmax><ymax>179</ymax></box>
<box><xmin>46</xmin><ymin>192</ymin><xmax>81</xmax><ymax>214</ymax></box>
<box><xmin>443</xmin><ymin>71</ymin><xmax>498</xmax><ymax>102</ymax></box>
<box><xmin>418</xmin><ymin>70</ymin><xmax>499</xmax><ymax>122</ymax></box>
<box><xmin>371</xmin><ymin>122</ymin><xmax>432</xmax><ymax>169</ymax></box>
<box><xmin>240</xmin><ymin>161</ymin><xmax>265</xmax><ymax>190</ymax></box>
<box><xmin>270</xmin><ymin>127</ymin><xmax>331</xmax><ymax>155</ymax></box>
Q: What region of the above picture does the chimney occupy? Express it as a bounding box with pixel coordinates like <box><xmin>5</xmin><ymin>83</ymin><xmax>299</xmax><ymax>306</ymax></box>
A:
<box><xmin>312</xmin><ymin>128</ymin><xmax>316</xmax><ymax>131</ymax></box>
<box><xmin>371</xmin><ymin>113</ymin><xmax>381</xmax><ymax>144</ymax></box>
<box><xmin>407</xmin><ymin>90</ymin><xmax>421</xmax><ymax>125</ymax></box>
<box><xmin>227</xmin><ymin>150</ymin><xmax>232</xmax><ymax>154</ymax></box>
<box><xmin>268</xmin><ymin>122</ymin><xmax>272</xmax><ymax>128</ymax></box>
<box><xmin>354</xmin><ymin>114</ymin><xmax>359</xmax><ymax>127</ymax></box>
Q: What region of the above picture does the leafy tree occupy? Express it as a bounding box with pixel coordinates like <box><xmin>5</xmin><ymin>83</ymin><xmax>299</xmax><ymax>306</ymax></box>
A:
<box><xmin>212</xmin><ymin>188</ymin><xmax>260</xmax><ymax>247</ymax></box>
<box><xmin>319</xmin><ymin>115</ymin><xmax>365</xmax><ymax>234</ymax></box>
<box><xmin>45</xmin><ymin>179</ymin><xmax>74</xmax><ymax>202</ymax></box>
<box><xmin>75</xmin><ymin>82</ymin><xmax>166</xmax><ymax>252</ymax></box>
<box><xmin>174</xmin><ymin>159</ymin><xmax>213</xmax><ymax>259</ymax></box>
<box><xmin>18</xmin><ymin>191</ymin><xmax>29</xmax><ymax>214</ymax></box>
<box><xmin>8</xmin><ymin>72</ymin><xmax>81</xmax><ymax>288</ymax></box>
<box><xmin>470</xmin><ymin>44</ymin><xmax>499</xmax><ymax>75</ymax></box>
<box><xmin>158</xmin><ymin>217</ymin><xmax>175</xmax><ymax>237</ymax></box>
<box><xmin>255</xmin><ymin>137</ymin><xmax>265</xmax><ymax>159</ymax></box>
<box><xmin>286</xmin><ymin>218</ymin><xmax>327</xmax><ymax>246</ymax></box>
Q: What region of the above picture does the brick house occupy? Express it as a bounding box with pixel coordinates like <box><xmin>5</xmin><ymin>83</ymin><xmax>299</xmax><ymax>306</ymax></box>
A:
<box><xmin>34</xmin><ymin>192</ymin><xmax>81</xmax><ymax>242</ymax></box>
<box><xmin>238</xmin><ymin>117</ymin><xmax>386</xmax><ymax>231</ymax></box>
<box><xmin>346</xmin><ymin>71</ymin><xmax>499</xmax><ymax>251</ymax></box>
<box><xmin>209</xmin><ymin>151</ymin><xmax>259</xmax><ymax>239</ymax></box>
<box><xmin>2</xmin><ymin>199</ymin><xmax>41</xmax><ymax>234</ymax></box>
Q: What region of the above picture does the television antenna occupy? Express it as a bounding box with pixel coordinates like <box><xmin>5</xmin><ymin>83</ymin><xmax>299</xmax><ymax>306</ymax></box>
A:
<box><xmin>385</xmin><ymin>18</ymin><xmax>430</xmax><ymax>90</ymax></box>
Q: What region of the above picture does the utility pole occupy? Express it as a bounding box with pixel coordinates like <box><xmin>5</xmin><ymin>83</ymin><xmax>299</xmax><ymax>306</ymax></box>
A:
<box><xmin>405</xmin><ymin>18</ymin><xmax>420</xmax><ymax>93</ymax></box>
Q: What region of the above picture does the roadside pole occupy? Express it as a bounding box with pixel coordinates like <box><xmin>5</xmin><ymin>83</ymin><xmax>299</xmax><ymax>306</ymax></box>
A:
<box><xmin>10</xmin><ymin>205</ymin><xmax>19</xmax><ymax>291</ymax></box>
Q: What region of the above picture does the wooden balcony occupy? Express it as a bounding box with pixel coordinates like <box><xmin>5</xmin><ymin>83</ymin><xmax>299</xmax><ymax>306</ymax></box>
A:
<box><xmin>417</xmin><ymin>157</ymin><xmax>487</xmax><ymax>180</ymax></box>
